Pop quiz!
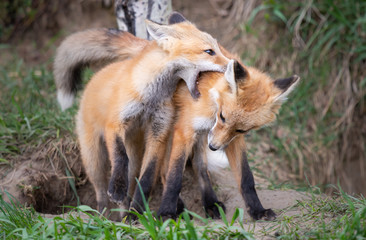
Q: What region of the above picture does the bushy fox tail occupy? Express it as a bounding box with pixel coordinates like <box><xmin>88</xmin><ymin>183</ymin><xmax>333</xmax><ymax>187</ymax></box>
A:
<box><xmin>54</xmin><ymin>28</ymin><xmax>148</xmax><ymax>110</ymax></box>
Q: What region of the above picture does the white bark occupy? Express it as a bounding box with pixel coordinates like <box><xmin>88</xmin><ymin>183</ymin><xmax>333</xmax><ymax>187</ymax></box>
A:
<box><xmin>115</xmin><ymin>0</ymin><xmax>172</xmax><ymax>40</ymax></box>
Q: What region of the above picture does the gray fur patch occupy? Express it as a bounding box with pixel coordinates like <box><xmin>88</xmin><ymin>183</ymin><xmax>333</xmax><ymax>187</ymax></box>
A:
<box><xmin>150</xmin><ymin>102</ymin><xmax>174</xmax><ymax>137</ymax></box>
<box><xmin>120</xmin><ymin>100</ymin><xmax>144</xmax><ymax>122</ymax></box>
<box><xmin>121</xmin><ymin>59</ymin><xmax>213</xmax><ymax>125</ymax></box>
<box><xmin>140</xmin><ymin>58</ymin><xmax>201</xmax><ymax>105</ymax></box>
<box><xmin>140</xmin><ymin>62</ymin><xmax>181</xmax><ymax>107</ymax></box>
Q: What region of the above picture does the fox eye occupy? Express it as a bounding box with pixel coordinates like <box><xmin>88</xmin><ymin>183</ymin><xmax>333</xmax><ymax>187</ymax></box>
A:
<box><xmin>219</xmin><ymin>111</ymin><xmax>225</xmax><ymax>122</ymax></box>
<box><xmin>204</xmin><ymin>49</ymin><xmax>216</xmax><ymax>56</ymax></box>
<box><xmin>236</xmin><ymin>129</ymin><xmax>246</xmax><ymax>133</ymax></box>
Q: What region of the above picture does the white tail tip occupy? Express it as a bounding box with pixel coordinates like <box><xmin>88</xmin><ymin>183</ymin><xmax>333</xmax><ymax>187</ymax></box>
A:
<box><xmin>57</xmin><ymin>90</ymin><xmax>74</xmax><ymax>111</ymax></box>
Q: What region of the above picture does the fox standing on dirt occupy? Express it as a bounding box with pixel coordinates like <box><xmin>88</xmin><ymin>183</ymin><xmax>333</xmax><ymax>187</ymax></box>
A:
<box><xmin>157</xmin><ymin>59</ymin><xmax>299</xmax><ymax>220</ymax></box>
<box><xmin>54</xmin><ymin>12</ymin><xmax>229</xmax><ymax>216</ymax></box>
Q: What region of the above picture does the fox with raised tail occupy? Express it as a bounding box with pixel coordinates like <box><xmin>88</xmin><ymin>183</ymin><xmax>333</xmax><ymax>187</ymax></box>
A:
<box><xmin>54</xmin><ymin>12</ymin><xmax>230</xmax><ymax>217</ymax></box>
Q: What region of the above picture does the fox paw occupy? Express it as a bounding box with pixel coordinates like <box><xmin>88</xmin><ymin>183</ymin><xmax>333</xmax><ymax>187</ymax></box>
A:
<box><xmin>107</xmin><ymin>190</ymin><xmax>125</xmax><ymax>205</ymax></box>
<box><xmin>159</xmin><ymin>213</ymin><xmax>177</xmax><ymax>222</ymax></box>
<box><xmin>176</xmin><ymin>197</ymin><xmax>186</xmax><ymax>215</ymax></box>
<box><xmin>157</xmin><ymin>207</ymin><xmax>178</xmax><ymax>221</ymax></box>
<box><xmin>204</xmin><ymin>201</ymin><xmax>226</xmax><ymax>219</ymax></box>
<box><xmin>251</xmin><ymin>208</ymin><xmax>276</xmax><ymax>221</ymax></box>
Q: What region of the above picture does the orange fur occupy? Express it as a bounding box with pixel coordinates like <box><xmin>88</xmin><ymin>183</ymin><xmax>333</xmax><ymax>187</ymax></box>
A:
<box><xmin>158</xmin><ymin>59</ymin><xmax>300</xmax><ymax>220</ymax></box>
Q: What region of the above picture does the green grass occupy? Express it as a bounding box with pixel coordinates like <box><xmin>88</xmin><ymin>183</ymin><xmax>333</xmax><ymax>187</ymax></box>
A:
<box><xmin>1</xmin><ymin>186</ymin><xmax>365</xmax><ymax>239</ymax></box>
<box><xmin>0</xmin><ymin>58</ymin><xmax>77</xmax><ymax>161</ymax></box>
<box><xmin>261</xmin><ymin>186</ymin><xmax>366</xmax><ymax>239</ymax></box>
<box><xmin>0</xmin><ymin>190</ymin><xmax>255</xmax><ymax>240</ymax></box>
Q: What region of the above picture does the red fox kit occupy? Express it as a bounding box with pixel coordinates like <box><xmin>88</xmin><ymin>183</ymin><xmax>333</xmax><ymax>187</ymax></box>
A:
<box><xmin>54</xmin><ymin>12</ymin><xmax>230</xmax><ymax>216</ymax></box>
<box><xmin>157</xmin><ymin>59</ymin><xmax>299</xmax><ymax>220</ymax></box>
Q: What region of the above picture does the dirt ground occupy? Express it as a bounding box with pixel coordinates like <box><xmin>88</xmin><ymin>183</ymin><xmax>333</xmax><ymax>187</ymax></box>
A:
<box><xmin>0</xmin><ymin>0</ymin><xmax>310</xmax><ymax>233</ymax></box>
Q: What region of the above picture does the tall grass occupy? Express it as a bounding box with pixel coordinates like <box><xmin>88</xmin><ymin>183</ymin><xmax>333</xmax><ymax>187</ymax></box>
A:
<box><xmin>0</xmin><ymin>191</ymin><xmax>38</xmax><ymax>238</ymax></box>
<box><xmin>0</xmin><ymin>58</ymin><xmax>77</xmax><ymax>162</ymax></box>
<box><xmin>0</xmin><ymin>59</ymin><xmax>71</xmax><ymax>155</ymax></box>
<box><xmin>244</xmin><ymin>0</ymin><xmax>366</xmax><ymax>193</ymax></box>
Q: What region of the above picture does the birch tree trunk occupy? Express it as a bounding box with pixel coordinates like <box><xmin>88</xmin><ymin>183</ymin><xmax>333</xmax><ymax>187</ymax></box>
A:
<box><xmin>115</xmin><ymin>0</ymin><xmax>172</xmax><ymax>40</ymax></box>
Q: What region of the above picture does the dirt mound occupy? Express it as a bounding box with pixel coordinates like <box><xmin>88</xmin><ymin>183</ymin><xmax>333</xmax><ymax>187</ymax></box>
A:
<box><xmin>0</xmin><ymin>137</ymin><xmax>96</xmax><ymax>213</ymax></box>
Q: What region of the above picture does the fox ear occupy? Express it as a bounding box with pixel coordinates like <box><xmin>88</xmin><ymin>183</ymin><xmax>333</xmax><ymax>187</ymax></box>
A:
<box><xmin>273</xmin><ymin>75</ymin><xmax>300</xmax><ymax>103</ymax></box>
<box><xmin>224</xmin><ymin>60</ymin><xmax>247</xmax><ymax>94</ymax></box>
<box><xmin>168</xmin><ymin>12</ymin><xmax>188</xmax><ymax>24</ymax></box>
<box><xmin>146</xmin><ymin>20</ymin><xmax>176</xmax><ymax>42</ymax></box>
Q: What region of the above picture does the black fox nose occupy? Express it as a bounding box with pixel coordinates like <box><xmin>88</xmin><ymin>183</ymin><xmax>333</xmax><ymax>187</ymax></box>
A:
<box><xmin>209</xmin><ymin>144</ymin><xmax>218</xmax><ymax>151</ymax></box>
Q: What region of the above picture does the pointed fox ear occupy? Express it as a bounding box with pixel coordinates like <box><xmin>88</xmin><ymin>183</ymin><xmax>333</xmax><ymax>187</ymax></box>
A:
<box><xmin>168</xmin><ymin>12</ymin><xmax>188</xmax><ymax>24</ymax></box>
<box><xmin>224</xmin><ymin>60</ymin><xmax>248</xmax><ymax>94</ymax></box>
<box><xmin>146</xmin><ymin>20</ymin><xmax>177</xmax><ymax>42</ymax></box>
<box><xmin>273</xmin><ymin>75</ymin><xmax>300</xmax><ymax>103</ymax></box>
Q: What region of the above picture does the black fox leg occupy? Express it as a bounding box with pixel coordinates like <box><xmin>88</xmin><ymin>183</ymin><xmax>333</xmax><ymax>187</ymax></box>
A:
<box><xmin>225</xmin><ymin>136</ymin><xmax>276</xmax><ymax>220</ymax></box>
<box><xmin>107</xmin><ymin>136</ymin><xmax>129</xmax><ymax>204</ymax></box>
<box><xmin>157</xmin><ymin>152</ymin><xmax>187</xmax><ymax>220</ymax></box>
<box><xmin>157</xmin><ymin>126</ymin><xmax>196</xmax><ymax>220</ymax></box>
<box><xmin>192</xmin><ymin>136</ymin><xmax>225</xmax><ymax>219</ymax></box>
<box><xmin>240</xmin><ymin>151</ymin><xmax>276</xmax><ymax>220</ymax></box>
<box><xmin>176</xmin><ymin>196</ymin><xmax>186</xmax><ymax>215</ymax></box>
<box><xmin>129</xmin><ymin>157</ymin><xmax>157</xmax><ymax>214</ymax></box>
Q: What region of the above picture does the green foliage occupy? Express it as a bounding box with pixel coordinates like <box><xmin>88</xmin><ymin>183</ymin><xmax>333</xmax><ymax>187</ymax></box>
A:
<box><xmin>0</xmin><ymin>190</ymin><xmax>255</xmax><ymax>240</ymax></box>
<box><xmin>263</xmin><ymin>0</ymin><xmax>366</xmax><ymax>67</ymax></box>
<box><xmin>0</xmin><ymin>191</ymin><xmax>38</xmax><ymax>239</ymax></box>
<box><xmin>0</xmin><ymin>0</ymin><xmax>36</xmax><ymax>41</ymax></box>
<box><xmin>2</xmin><ymin>185</ymin><xmax>365</xmax><ymax>239</ymax></box>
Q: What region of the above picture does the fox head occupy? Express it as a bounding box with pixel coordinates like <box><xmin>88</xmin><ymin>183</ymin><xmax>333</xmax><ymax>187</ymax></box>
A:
<box><xmin>145</xmin><ymin>12</ymin><xmax>229</xmax><ymax>98</ymax></box>
<box><xmin>207</xmin><ymin>60</ymin><xmax>300</xmax><ymax>151</ymax></box>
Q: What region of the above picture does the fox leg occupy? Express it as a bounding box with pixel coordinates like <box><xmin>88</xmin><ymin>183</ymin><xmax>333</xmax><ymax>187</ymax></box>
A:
<box><xmin>104</xmin><ymin>122</ymin><xmax>144</xmax><ymax>201</ymax></box>
<box><xmin>191</xmin><ymin>136</ymin><xmax>225</xmax><ymax>219</ymax></box>
<box><xmin>225</xmin><ymin>136</ymin><xmax>276</xmax><ymax>220</ymax></box>
<box><xmin>176</xmin><ymin>196</ymin><xmax>186</xmax><ymax>215</ymax></box>
<box><xmin>123</xmin><ymin>126</ymin><xmax>145</xmax><ymax>210</ymax></box>
<box><xmin>129</xmin><ymin>104</ymin><xmax>174</xmax><ymax>214</ymax></box>
<box><xmin>157</xmin><ymin>127</ymin><xmax>196</xmax><ymax>219</ymax></box>
<box><xmin>160</xmin><ymin>133</ymin><xmax>187</xmax><ymax>216</ymax></box>
<box><xmin>105</xmin><ymin>130</ymin><xmax>129</xmax><ymax>205</ymax></box>
<box><xmin>77</xmin><ymin>124</ymin><xmax>110</xmax><ymax>213</ymax></box>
